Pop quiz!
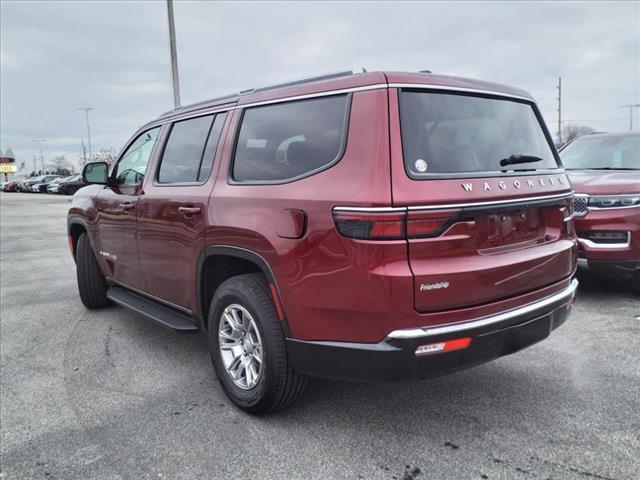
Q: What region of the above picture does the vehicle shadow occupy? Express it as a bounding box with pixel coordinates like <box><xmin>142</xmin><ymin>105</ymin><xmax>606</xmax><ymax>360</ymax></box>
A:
<box><xmin>575</xmin><ymin>263</ymin><xmax>638</xmax><ymax>298</ymax></box>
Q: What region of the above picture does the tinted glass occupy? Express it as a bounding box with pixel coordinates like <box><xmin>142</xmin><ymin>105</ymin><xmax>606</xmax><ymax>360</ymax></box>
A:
<box><xmin>233</xmin><ymin>94</ymin><xmax>349</xmax><ymax>182</ymax></box>
<box><xmin>198</xmin><ymin>112</ymin><xmax>227</xmax><ymax>182</ymax></box>
<box><xmin>560</xmin><ymin>134</ymin><xmax>639</xmax><ymax>170</ymax></box>
<box><xmin>114</xmin><ymin>127</ymin><xmax>160</xmax><ymax>186</ymax></box>
<box><xmin>399</xmin><ymin>91</ymin><xmax>558</xmax><ymax>177</ymax></box>
<box><xmin>158</xmin><ymin>115</ymin><xmax>214</xmax><ymax>183</ymax></box>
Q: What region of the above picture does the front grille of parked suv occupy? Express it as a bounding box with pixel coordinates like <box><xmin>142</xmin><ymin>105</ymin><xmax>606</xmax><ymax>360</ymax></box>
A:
<box><xmin>573</xmin><ymin>195</ymin><xmax>589</xmax><ymax>216</ymax></box>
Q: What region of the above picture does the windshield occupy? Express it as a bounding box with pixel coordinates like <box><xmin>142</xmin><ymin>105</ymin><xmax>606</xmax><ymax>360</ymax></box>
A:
<box><xmin>560</xmin><ymin>134</ymin><xmax>639</xmax><ymax>170</ymax></box>
<box><xmin>399</xmin><ymin>90</ymin><xmax>559</xmax><ymax>177</ymax></box>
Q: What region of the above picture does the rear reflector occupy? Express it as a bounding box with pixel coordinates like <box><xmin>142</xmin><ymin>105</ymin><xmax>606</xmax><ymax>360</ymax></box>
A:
<box><xmin>415</xmin><ymin>337</ymin><xmax>472</xmax><ymax>356</ymax></box>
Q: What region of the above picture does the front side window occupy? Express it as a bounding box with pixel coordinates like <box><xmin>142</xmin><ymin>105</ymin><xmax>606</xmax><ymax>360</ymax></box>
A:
<box><xmin>560</xmin><ymin>134</ymin><xmax>639</xmax><ymax>170</ymax></box>
<box><xmin>232</xmin><ymin>94</ymin><xmax>349</xmax><ymax>182</ymax></box>
<box><xmin>399</xmin><ymin>90</ymin><xmax>559</xmax><ymax>178</ymax></box>
<box><xmin>113</xmin><ymin>127</ymin><xmax>160</xmax><ymax>187</ymax></box>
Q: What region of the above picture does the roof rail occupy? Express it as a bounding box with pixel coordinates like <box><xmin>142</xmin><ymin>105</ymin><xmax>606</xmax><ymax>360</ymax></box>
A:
<box><xmin>240</xmin><ymin>68</ymin><xmax>368</xmax><ymax>95</ymax></box>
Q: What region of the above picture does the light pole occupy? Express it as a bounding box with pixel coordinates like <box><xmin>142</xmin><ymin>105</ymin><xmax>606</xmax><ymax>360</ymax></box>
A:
<box><xmin>32</xmin><ymin>139</ymin><xmax>46</xmax><ymax>173</ymax></box>
<box><xmin>620</xmin><ymin>104</ymin><xmax>640</xmax><ymax>131</ymax></box>
<box><xmin>166</xmin><ymin>0</ymin><xmax>181</xmax><ymax>108</ymax></box>
<box><xmin>78</xmin><ymin>107</ymin><xmax>93</xmax><ymax>159</ymax></box>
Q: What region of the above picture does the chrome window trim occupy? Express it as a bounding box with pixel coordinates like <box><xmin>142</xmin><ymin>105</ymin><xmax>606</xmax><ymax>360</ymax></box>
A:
<box><xmin>386</xmin><ymin>278</ymin><xmax>578</xmax><ymax>340</ymax></box>
<box><xmin>237</xmin><ymin>84</ymin><xmax>387</xmax><ymax>109</ymax></box>
<box><xmin>578</xmin><ymin>232</ymin><xmax>631</xmax><ymax>249</ymax></box>
<box><xmin>388</xmin><ymin>83</ymin><xmax>534</xmax><ymax>102</ymax></box>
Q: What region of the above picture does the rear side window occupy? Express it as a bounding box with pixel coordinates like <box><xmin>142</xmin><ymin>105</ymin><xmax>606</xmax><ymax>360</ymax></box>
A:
<box><xmin>158</xmin><ymin>113</ymin><xmax>227</xmax><ymax>184</ymax></box>
<box><xmin>399</xmin><ymin>90</ymin><xmax>559</xmax><ymax>178</ymax></box>
<box><xmin>232</xmin><ymin>94</ymin><xmax>349</xmax><ymax>182</ymax></box>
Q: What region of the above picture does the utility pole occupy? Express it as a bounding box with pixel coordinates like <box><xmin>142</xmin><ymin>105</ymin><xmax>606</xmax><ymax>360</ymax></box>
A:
<box><xmin>78</xmin><ymin>107</ymin><xmax>93</xmax><ymax>159</ymax></box>
<box><xmin>166</xmin><ymin>0</ymin><xmax>181</xmax><ymax>108</ymax></box>
<box><xmin>32</xmin><ymin>139</ymin><xmax>46</xmax><ymax>173</ymax></box>
<box><xmin>556</xmin><ymin>76</ymin><xmax>562</xmax><ymax>147</ymax></box>
<box><xmin>620</xmin><ymin>104</ymin><xmax>640</xmax><ymax>131</ymax></box>
<box><xmin>81</xmin><ymin>139</ymin><xmax>87</xmax><ymax>165</ymax></box>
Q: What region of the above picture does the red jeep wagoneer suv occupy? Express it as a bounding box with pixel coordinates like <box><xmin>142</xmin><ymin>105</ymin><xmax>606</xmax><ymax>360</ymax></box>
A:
<box><xmin>68</xmin><ymin>70</ymin><xmax>578</xmax><ymax>413</ymax></box>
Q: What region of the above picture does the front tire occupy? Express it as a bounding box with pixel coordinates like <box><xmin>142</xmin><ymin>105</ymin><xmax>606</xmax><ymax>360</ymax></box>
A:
<box><xmin>208</xmin><ymin>273</ymin><xmax>306</xmax><ymax>414</ymax></box>
<box><xmin>76</xmin><ymin>233</ymin><xmax>111</xmax><ymax>309</ymax></box>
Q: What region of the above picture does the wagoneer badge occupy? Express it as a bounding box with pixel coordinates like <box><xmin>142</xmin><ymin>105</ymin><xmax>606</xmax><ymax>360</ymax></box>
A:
<box><xmin>461</xmin><ymin>176</ymin><xmax>565</xmax><ymax>192</ymax></box>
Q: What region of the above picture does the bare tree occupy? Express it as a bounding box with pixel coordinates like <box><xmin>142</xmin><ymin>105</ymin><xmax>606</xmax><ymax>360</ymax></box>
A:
<box><xmin>92</xmin><ymin>148</ymin><xmax>118</xmax><ymax>168</ymax></box>
<box><xmin>562</xmin><ymin>124</ymin><xmax>595</xmax><ymax>146</ymax></box>
<box><xmin>52</xmin><ymin>154</ymin><xmax>71</xmax><ymax>175</ymax></box>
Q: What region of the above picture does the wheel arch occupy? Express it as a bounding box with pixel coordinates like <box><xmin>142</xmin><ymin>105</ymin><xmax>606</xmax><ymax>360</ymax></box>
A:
<box><xmin>67</xmin><ymin>217</ymin><xmax>93</xmax><ymax>261</ymax></box>
<box><xmin>197</xmin><ymin>245</ymin><xmax>291</xmax><ymax>336</ymax></box>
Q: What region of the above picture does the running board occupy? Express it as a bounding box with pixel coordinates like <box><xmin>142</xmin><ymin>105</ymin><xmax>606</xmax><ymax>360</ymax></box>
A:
<box><xmin>106</xmin><ymin>286</ymin><xmax>199</xmax><ymax>333</ymax></box>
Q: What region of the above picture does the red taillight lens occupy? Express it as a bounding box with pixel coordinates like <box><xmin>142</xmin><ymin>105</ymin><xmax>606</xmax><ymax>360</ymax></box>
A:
<box><xmin>333</xmin><ymin>208</ymin><xmax>460</xmax><ymax>240</ymax></box>
<box><xmin>415</xmin><ymin>337</ymin><xmax>472</xmax><ymax>356</ymax></box>
<box><xmin>332</xmin><ymin>211</ymin><xmax>405</xmax><ymax>240</ymax></box>
<box><xmin>406</xmin><ymin>209</ymin><xmax>458</xmax><ymax>238</ymax></box>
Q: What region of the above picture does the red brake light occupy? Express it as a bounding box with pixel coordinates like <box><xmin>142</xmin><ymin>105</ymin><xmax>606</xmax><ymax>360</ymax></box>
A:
<box><xmin>332</xmin><ymin>211</ymin><xmax>405</xmax><ymax>240</ymax></box>
<box><xmin>406</xmin><ymin>209</ymin><xmax>458</xmax><ymax>238</ymax></box>
<box><xmin>333</xmin><ymin>208</ymin><xmax>460</xmax><ymax>240</ymax></box>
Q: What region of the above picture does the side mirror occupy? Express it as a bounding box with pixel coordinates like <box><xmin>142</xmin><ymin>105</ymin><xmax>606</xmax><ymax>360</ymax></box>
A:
<box><xmin>82</xmin><ymin>162</ymin><xmax>109</xmax><ymax>185</ymax></box>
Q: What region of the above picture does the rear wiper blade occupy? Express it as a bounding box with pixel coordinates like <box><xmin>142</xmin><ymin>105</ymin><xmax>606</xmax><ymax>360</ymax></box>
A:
<box><xmin>500</xmin><ymin>154</ymin><xmax>544</xmax><ymax>167</ymax></box>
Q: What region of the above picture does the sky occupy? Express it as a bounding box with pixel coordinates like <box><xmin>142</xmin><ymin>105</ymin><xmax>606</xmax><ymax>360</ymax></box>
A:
<box><xmin>1</xmin><ymin>0</ymin><xmax>639</xmax><ymax>172</ymax></box>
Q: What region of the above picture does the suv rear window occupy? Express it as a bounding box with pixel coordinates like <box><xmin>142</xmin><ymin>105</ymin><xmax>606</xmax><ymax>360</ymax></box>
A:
<box><xmin>232</xmin><ymin>94</ymin><xmax>349</xmax><ymax>182</ymax></box>
<box><xmin>399</xmin><ymin>90</ymin><xmax>559</xmax><ymax>178</ymax></box>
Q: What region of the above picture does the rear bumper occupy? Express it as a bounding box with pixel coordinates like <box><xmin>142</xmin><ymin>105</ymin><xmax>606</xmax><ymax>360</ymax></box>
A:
<box><xmin>287</xmin><ymin>278</ymin><xmax>577</xmax><ymax>382</ymax></box>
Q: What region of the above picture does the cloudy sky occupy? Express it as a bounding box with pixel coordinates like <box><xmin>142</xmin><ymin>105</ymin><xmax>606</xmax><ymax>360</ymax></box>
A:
<box><xmin>1</xmin><ymin>0</ymin><xmax>638</xmax><ymax>172</ymax></box>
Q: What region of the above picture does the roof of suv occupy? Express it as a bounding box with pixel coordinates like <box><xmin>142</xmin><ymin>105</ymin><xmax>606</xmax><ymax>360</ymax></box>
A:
<box><xmin>156</xmin><ymin>70</ymin><xmax>534</xmax><ymax>123</ymax></box>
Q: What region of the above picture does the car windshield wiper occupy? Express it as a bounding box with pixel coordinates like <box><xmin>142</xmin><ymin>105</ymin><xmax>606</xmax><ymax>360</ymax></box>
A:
<box><xmin>500</xmin><ymin>154</ymin><xmax>544</xmax><ymax>167</ymax></box>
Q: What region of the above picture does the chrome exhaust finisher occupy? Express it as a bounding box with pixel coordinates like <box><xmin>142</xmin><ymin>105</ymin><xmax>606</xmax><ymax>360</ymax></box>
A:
<box><xmin>386</xmin><ymin>278</ymin><xmax>579</xmax><ymax>340</ymax></box>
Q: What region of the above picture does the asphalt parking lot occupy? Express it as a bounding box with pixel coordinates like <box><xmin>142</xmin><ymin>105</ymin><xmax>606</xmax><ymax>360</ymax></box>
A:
<box><xmin>0</xmin><ymin>192</ymin><xmax>638</xmax><ymax>480</ymax></box>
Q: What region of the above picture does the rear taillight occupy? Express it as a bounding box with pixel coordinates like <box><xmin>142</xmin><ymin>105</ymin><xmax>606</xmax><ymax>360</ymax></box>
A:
<box><xmin>333</xmin><ymin>208</ymin><xmax>459</xmax><ymax>240</ymax></box>
<box><xmin>332</xmin><ymin>211</ymin><xmax>406</xmax><ymax>240</ymax></box>
<box><xmin>406</xmin><ymin>209</ymin><xmax>458</xmax><ymax>238</ymax></box>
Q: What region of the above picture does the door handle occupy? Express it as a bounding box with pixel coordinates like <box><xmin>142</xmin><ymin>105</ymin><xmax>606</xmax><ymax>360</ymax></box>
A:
<box><xmin>178</xmin><ymin>206</ymin><xmax>201</xmax><ymax>216</ymax></box>
<box><xmin>120</xmin><ymin>202</ymin><xmax>136</xmax><ymax>211</ymax></box>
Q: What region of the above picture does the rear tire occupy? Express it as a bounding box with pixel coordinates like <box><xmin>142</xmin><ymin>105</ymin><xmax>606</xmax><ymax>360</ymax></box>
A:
<box><xmin>208</xmin><ymin>273</ymin><xmax>307</xmax><ymax>414</ymax></box>
<box><xmin>67</xmin><ymin>186</ymin><xmax>78</xmax><ymax>195</ymax></box>
<box><xmin>632</xmin><ymin>273</ymin><xmax>640</xmax><ymax>294</ymax></box>
<box><xmin>76</xmin><ymin>233</ymin><xmax>110</xmax><ymax>309</ymax></box>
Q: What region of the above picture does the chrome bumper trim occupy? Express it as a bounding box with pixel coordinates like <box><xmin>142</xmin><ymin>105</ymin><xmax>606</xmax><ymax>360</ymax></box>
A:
<box><xmin>578</xmin><ymin>232</ymin><xmax>631</xmax><ymax>250</ymax></box>
<box><xmin>386</xmin><ymin>278</ymin><xmax>578</xmax><ymax>340</ymax></box>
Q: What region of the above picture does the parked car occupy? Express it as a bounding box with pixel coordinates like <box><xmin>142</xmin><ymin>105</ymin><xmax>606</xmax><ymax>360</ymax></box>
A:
<box><xmin>58</xmin><ymin>174</ymin><xmax>85</xmax><ymax>195</ymax></box>
<box><xmin>560</xmin><ymin>131</ymin><xmax>639</xmax><ymax>291</ymax></box>
<box><xmin>20</xmin><ymin>176</ymin><xmax>45</xmax><ymax>192</ymax></box>
<box><xmin>47</xmin><ymin>176</ymin><xmax>66</xmax><ymax>194</ymax></box>
<box><xmin>32</xmin><ymin>175</ymin><xmax>61</xmax><ymax>193</ymax></box>
<box><xmin>68</xmin><ymin>70</ymin><xmax>578</xmax><ymax>413</ymax></box>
